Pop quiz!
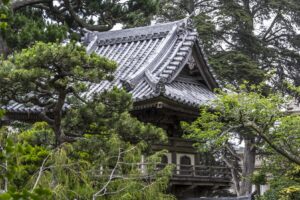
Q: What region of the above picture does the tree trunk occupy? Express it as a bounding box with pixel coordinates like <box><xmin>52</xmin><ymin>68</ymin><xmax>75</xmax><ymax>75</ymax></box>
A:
<box><xmin>53</xmin><ymin>123</ymin><xmax>62</xmax><ymax>146</ymax></box>
<box><xmin>53</xmin><ymin>91</ymin><xmax>67</xmax><ymax>146</ymax></box>
<box><xmin>240</xmin><ymin>138</ymin><xmax>256</xmax><ymax>196</ymax></box>
<box><xmin>0</xmin><ymin>33</ymin><xmax>8</xmax><ymax>57</ymax></box>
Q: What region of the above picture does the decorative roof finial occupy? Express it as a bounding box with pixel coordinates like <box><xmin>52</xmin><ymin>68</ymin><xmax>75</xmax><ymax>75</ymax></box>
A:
<box><xmin>155</xmin><ymin>78</ymin><xmax>167</xmax><ymax>94</ymax></box>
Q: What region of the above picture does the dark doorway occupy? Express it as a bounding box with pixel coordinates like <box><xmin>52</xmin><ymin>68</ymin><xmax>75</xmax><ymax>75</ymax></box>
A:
<box><xmin>180</xmin><ymin>155</ymin><xmax>192</xmax><ymax>175</ymax></box>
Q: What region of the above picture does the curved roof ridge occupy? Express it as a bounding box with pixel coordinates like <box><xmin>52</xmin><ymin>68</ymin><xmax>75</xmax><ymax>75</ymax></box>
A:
<box><xmin>94</xmin><ymin>20</ymin><xmax>183</xmax><ymax>40</ymax></box>
<box><xmin>83</xmin><ymin>19</ymin><xmax>188</xmax><ymax>46</ymax></box>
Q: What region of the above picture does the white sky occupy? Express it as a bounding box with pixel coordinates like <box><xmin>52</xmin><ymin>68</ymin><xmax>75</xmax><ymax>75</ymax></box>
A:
<box><xmin>111</xmin><ymin>23</ymin><xmax>123</xmax><ymax>30</ymax></box>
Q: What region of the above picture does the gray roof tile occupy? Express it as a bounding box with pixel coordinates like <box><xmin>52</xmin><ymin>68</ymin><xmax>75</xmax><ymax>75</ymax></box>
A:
<box><xmin>85</xmin><ymin>18</ymin><xmax>216</xmax><ymax>107</ymax></box>
<box><xmin>6</xmin><ymin>18</ymin><xmax>217</xmax><ymax>114</ymax></box>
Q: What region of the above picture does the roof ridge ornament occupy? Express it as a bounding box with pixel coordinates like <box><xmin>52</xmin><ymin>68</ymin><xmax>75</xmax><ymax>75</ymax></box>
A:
<box><xmin>155</xmin><ymin>78</ymin><xmax>167</xmax><ymax>95</ymax></box>
<box><xmin>176</xmin><ymin>22</ymin><xmax>186</xmax><ymax>36</ymax></box>
<box><xmin>176</xmin><ymin>18</ymin><xmax>195</xmax><ymax>38</ymax></box>
<box><xmin>187</xmin><ymin>56</ymin><xmax>196</xmax><ymax>70</ymax></box>
<box><xmin>186</xmin><ymin>18</ymin><xmax>195</xmax><ymax>31</ymax></box>
<box><xmin>144</xmin><ymin>70</ymin><xmax>159</xmax><ymax>88</ymax></box>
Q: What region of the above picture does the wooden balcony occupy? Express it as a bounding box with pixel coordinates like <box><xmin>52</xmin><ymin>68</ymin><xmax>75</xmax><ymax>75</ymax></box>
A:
<box><xmin>158</xmin><ymin>164</ymin><xmax>232</xmax><ymax>187</ymax></box>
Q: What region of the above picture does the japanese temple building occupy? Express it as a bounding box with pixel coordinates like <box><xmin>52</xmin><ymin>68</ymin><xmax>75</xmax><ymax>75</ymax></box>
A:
<box><xmin>83</xmin><ymin>18</ymin><xmax>232</xmax><ymax>199</ymax></box>
<box><xmin>5</xmin><ymin>19</ymin><xmax>232</xmax><ymax>199</ymax></box>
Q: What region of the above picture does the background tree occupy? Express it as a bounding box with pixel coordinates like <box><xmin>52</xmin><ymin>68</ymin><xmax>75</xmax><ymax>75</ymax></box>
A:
<box><xmin>0</xmin><ymin>0</ymin><xmax>159</xmax><ymax>56</ymax></box>
<box><xmin>182</xmin><ymin>85</ymin><xmax>300</xmax><ymax>196</ymax></box>
<box><xmin>158</xmin><ymin>0</ymin><xmax>300</xmax><ymax>90</ymax></box>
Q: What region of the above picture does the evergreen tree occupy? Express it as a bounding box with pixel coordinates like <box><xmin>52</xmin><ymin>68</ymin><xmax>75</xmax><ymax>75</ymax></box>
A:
<box><xmin>0</xmin><ymin>42</ymin><xmax>116</xmax><ymax>145</ymax></box>
<box><xmin>158</xmin><ymin>0</ymin><xmax>300</xmax><ymax>89</ymax></box>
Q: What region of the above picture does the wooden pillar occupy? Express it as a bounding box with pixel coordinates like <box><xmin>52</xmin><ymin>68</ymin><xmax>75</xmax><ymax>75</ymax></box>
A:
<box><xmin>172</xmin><ymin>151</ymin><xmax>178</xmax><ymax>175</ymax></box>
<box><xmin>172</xmin><ymin>151</ymin><xmax>177</xmax><ymax>164</ymax></box>
<box><xmin>195</xmin><ymin>153</ymin><xmax>200</xmax><ymax>165</ymax></box>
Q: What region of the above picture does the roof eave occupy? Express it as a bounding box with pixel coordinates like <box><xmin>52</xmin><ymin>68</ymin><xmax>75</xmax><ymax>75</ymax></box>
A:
<box><xmin>193</xmin><ymin>40</ymin><xmax>219</xmax><ymax>90</ymax></box>
<box><xmin>132</xmin><ymin>96</ymin><xmax>200</xmax><ymax>116</ymax></box>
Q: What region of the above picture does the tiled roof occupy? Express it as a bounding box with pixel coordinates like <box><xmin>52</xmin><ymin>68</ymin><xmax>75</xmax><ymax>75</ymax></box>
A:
<box><xmin>5</xmin><ymin>18</ymin><xmax>217</xmax><ymax>114</ymax></box>
<box><xmin>84</xmin><ymin>18</ymin><xmax>217</xmax><ymax>108</ymax></box>
<box><xmin>4</xmin><ymin>103</ymin><xmax>42</xmax><ymax>114</ymax></box>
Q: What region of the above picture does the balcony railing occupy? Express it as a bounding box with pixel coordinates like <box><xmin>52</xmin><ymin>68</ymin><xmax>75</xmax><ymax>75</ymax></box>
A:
<box><xmin>157</xmin><ymin>164</ymin><xmax>232</xmax><ymax>184</ymax></box>
<box><xmin>93</xmin><ymin>164</ymin><xmax>232</xmax><ymax>185</ymax></box>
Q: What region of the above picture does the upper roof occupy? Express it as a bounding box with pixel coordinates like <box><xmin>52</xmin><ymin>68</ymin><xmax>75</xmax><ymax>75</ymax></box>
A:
<box><xmin>84</xmin><ymin>18</ymin><xmax>217</xmax><ymax>108</ymax></box>
<box><xmin>5</xmin><ymin>18</ymin><xmax>218</xmax><ymax>114</ymax></box>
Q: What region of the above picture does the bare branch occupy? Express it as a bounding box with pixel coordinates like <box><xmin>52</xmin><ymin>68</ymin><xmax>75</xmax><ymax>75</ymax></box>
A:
<box><xmin>225</xmin><ymin>142</ymin><xmax>241</xmax><ymax>160</ymax></box>
<box><xmin>244</xmin><ymin>120</ymin><xmax>300</xmax><ymax>165</ymax></box>
<box><xmin>38</xmin><ymin>112</ymin><xmax>54</xmax><ymax>125</ymax></box>
<box><xmin>92</xmin><ymin>148</ymin><xmax>122</xmax><ymax>199</ymax></box>
<box><xmin>219</xmin><ymin>35</ymin><xmax>238</xmax><ymax>48</ymax></box>
<box><xmin>97</xmin><ymin>185</ymin><xmax>130</xmax><ymax>197</ymax></box>
<box><xmin>31</xmin><ymin>154</ymin><xmax>50</xmax><ymax>191</ymax></box>
<box><xmin>71</xmin><ymin>90</ymin><xmax>88</xmax><ymax>104</ymax></box>
<box><xmin>266</xmin><ymin>34</ymin><xmax>291</xmax><ymax>43</ymax></box>
<box><xmin>262</xmin><ymin>12</ymin><xmax>281</xmax><ymax>41</ymax></box>
<box><xmin>221</xmin><ymin>154</ymin><xmax>241</xmax><ymax>196</ymax></box>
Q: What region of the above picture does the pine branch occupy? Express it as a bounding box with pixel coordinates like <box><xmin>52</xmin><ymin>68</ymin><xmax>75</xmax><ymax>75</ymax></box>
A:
<box><xmin>11</xmin><ymin>0</ymin><xmax>51</xmax><ymax>11</ymax></box>
<box><xmin>63</xmin><ymin>0</ymin><xmax>112</xmax><ymax>31</ymax></box>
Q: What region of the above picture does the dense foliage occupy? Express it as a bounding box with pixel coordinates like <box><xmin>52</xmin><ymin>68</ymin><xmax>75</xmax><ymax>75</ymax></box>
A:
<box><xmin>0</xmin><ymin>122</ymin><xmax>174</xmax><ymax>200</ymax></box>
<box><xmin>0</xmin><ymin>42</ymin><xmax>116</xmax><ymax>145</ymax></box>
<box><xmin>257</xmin><ymin>155</ymin><xmax>300</xmax><ymax>200</ymax></box>
<box><xmin>0</xmin><ymin>0</ymin><xmax>178</xmax><ymax>198</ymax></box>
<box><xmin>182</xmin><ymin>84</ymin><xmax>300</xmax><ymax>196</ymax></box>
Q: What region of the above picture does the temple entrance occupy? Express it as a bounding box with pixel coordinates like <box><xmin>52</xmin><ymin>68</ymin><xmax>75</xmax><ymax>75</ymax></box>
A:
<box><xmin>158</xmin><ymin>154</ymin><xmax>170</xmax><ymax>170</ymax></box>
<box><xmin>180</xmin><ymin>155</ymin><xmax>192</xmax><ymax>175</ymax></box>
